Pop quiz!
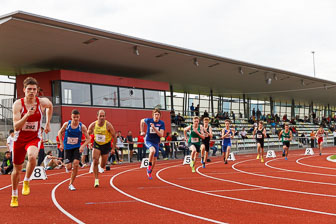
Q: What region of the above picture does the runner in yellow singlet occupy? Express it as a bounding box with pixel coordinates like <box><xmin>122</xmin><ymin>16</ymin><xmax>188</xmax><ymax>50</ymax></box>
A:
<box><xmin>88</xmin><ymin>110</ymin><xmax>116</xmax><ymax>188</ymax></box>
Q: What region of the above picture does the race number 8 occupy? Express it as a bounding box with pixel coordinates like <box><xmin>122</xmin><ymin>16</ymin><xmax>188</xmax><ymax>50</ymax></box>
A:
<box><xmin>34</xmin><ymin>168</ymin><xmax>42</xmax><ymax>178</ymax></box>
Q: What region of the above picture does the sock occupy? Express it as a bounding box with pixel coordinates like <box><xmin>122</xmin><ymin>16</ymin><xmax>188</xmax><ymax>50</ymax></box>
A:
<box><xmin>148</xmin><ymin>165</ymin><xmax>152</xmax><ymax>171</ymax></box>
<box><xmin>12</xmin><ymin>189</ymin><xmax>18</xmax><ymax>197</ymax></box>
<box><xmin>24</xmin><ymin>176</ymin><xmax>30</xmax><ymax>182</ymax></box>
<box><xmin>149</xmin><ymin>162</ymin><xmax>152</xmax><ymax>166</ymax></box>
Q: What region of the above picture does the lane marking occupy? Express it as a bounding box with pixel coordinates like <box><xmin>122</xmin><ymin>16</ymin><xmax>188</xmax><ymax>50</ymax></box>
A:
<box><xmin>205</xmin><ymin>188</ymin><xmax>262</xmax><ymax>193</ymax></box>
<box><xmin>156</xmin><ymin>164</ymin><xmax>336</xmax><ymax>217</ymax></box>
<box><xmin>232</xmin><ymin>159</ymin><xmax>336</xmax><ymax>186</ymax></box>
<box><xmin>85</xmin><ymin>200</ymin><xmax>136</xmax><ymax>205</ymax></box>
<box><xmin>110</xmin><ymin>166</ymin><xmax>227</xmax><ymax>224</ymax></box>
<box><xmin>296</xmin><ymin>156</ymin><xmax>336</xmax><ymax>170</ymax></box>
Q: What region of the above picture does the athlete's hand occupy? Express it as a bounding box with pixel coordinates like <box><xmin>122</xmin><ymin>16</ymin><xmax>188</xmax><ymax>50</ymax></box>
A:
<box><xmin>44</xmin><ymin>123</ymin><xmax>51</xmax><ymax>134</ymax></box>
<box><xmin>59</xmin><ymin>144</ymin><xmax>64</xmax><ymax>151</ymax></box>
<box><xmin>26</xmin><ymin>106</ymin><xmax>36</xmax><ymax>117</ymax></box>
<box><xmin>150</xmin><ymin>123</ymin><xmax>155</xmax><ymax>129</ymax></box>
<box><xmin>79</xmin><ymin>146</ymin><xmax>84</xmax><ymax>153</ymax></box>
<box><xmin>140</xmin><ymin>131</ymin><xmax>146</xmax><ymax>136</ymax></box>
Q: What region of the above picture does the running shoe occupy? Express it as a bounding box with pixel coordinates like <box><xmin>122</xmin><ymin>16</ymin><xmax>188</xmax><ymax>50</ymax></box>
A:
<box><xmin>190</xmin><ymin>160</ymin><xmax>194</xmax><ymax>168</ymax></box>
<box><xmin>68</xmin><ymin>184</ymin><xmax>76</xmax><ymax>191</ymax></box>
<box><xmin>319</xmin><ymin>153</ymin><xmax>322</xmax><ymax>156</ymax></box>
<box><xmin>285</xmin><ymin>157</ymin><xmax>288</xmax><ymax>160</ymax></box>
<box><xmin>113</xmin><ymin>161</ymin><xmax>117</xmax><ymax>165</ymax></box>
<box><xmin>22</xmin><ymin>181</ymin><xmax>30</xmax><ymax>196</ymax></box>
<box><xmin>282</xmin><ymin>150</ymin><xmax>285</xmax><ymax>157</ymax></box>
<box><xmin>191</xmin><ymin>166</ymin><xmax>196</xmax><ymax>173</ymax></box>
<box><xmin>225</xmin><ymin>160</ymin><xmax>228</xmax><ymax>164</ymax></box>
<box><xmin>201</xmin><ymin>158</ymin><xmax>204</xmax><ymax>164</ymax></box>
<box><xmin>147</xmin><ymin>168</ymin><xmax>152</xmax><ymax>180</ymax></box>
<box><xmin>10</xmin><ymin>196</ymin><xmax>18</xmax><ymax>208</ymax></box>
<box><xmin>261</xmin><ymin>157</ymin><xmax>264</xmax><ymax>163</ymax></box>
<box><xmin>256</xmin><ymin>154</ymin><xmax>260</xmax><ymax>159</ymax></box>
<box><xmin>94</xmin><ymin>179</ymin><xmax>99</xmax><ymax>188</ymax></box>
<box><xmin>202</xmin><ymin>163</ymin><xmax>206</xmax><ymax>168</ymax></box>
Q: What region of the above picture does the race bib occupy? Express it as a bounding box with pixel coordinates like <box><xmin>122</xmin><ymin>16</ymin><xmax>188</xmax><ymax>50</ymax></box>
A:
<box><xmin>96</xmin><ymin>134</ymin><xmax>106</xmax><ymax>142</ymax></box>
<box><xmin>22</xmin><ymin>122</ymin><xmax>38</xmax><ymax>132</ymax></box>
<box><xmin>67</xmin><ymin>137</ymin><xmax>79</xmax><ymax>145</ymax></box>
<box><xmin>284</xmin><ymin>137</ymin><xmax>289</xmax><ymax>141</ymax></box>
<box><xmin>191</xmin><ymin>138</ymin><xmax>199</xmax><ymax>143</ymax></box>
<box><xmin>150</xmin><ymin>127</ymin><xmax>159</xmax><ymax>134</ymax></box>
<box><xmin>204</xmin><ymin>133</ymin><xmax>209</xmax><ymax>137</ymax></box>
<box><xmin>257</xmin><ymin>134</ymin><xmax>262</xmax><ymax>139</ymax></box>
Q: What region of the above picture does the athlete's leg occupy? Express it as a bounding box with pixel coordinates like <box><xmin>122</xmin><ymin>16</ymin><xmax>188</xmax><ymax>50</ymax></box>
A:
<box><xmin>148</xmin><ymin>146</ymin><xmax>156</xmax><ymax>171</ymax></box>
<box><xmin>200</xmin><ymin>144</ymin><xmax>205</xmax><ymax>163</ymax></box>
<box><xmin>190</xmin><ymin>145</ymin><xmax>197</xmax><ymax>162</ymax></box>
<box><xmin>92</xmin><ymin>148</ymin><xmax>101</xmax><ymax>179</ymax></box>
<box><xmin>152</xmin><ymin>157</ymin><xmax>158</xmax><ymax>170</ymax></box>
<box><xmin>69</xmin><ymin>159</ymin><xmax>79</xmax><ymax>185</ymax></box>
<box><xmin>99</xmin><ymin>154</ymin><xmax>109</xmax><ymax>169</ymax></box>
<box><xmin>222</xmin><ymin>146</ymin><xmax>227</xmax><ymax>161</ymax></box>
<box><xmin>256</xmin><ymin>143</ymin><xmax>261</xmax><ymax>159</ymax></box>
<box><xmin>24</xmin><ymin>146</ymin><xmax>39</xmax><ymax>180</ymax></box>
<box><xmin>225</xmin><ymin>146</ymin><xmax>231</xmax><ymax>161</ymax></box>
<box><xmin>11</xmin><ymin>164</ymin><xmax>23</xmax><ymax>193</ymax></box>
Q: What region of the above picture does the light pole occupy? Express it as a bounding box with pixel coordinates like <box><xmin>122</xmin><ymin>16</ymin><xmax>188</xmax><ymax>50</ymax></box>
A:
<box><xmin>311</xmin><ymin>51</ymin><xmax>316</xmax><ymax>77</ymax></box>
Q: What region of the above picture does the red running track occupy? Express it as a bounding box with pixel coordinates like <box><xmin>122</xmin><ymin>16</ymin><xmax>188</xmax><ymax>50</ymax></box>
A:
<box><xmin>1</xmin><ymin>147</ymin><xmax>336</xmax><ymax>223</ymax></box>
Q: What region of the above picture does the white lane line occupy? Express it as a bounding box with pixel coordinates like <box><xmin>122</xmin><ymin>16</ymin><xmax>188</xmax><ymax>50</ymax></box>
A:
<box><xmin>110</xmin><ymin>167</ymin><xmax>227</xmax><ymax>224</ymax></box>
<box><xmin>265</xmin><ymin>158</ymin><xmax>336</xmax><ymax>177</ymax></box>
<box><xmin>85</xmin><ymin>200</ymin><xmax>136</xmax><ymax>205</ymax></box>
<box><xmin>296</xmin><ymin>156</ymin><xmax>336</xmax><ymax>170</ymax></box>
<box><xmin>232</xmin><ymin>159</ymin><xmax>336</xmax><ymax>186</ymax></box>
<box><xmin>205</xmin><ymin>188</ymin><xmax>262</xmax><ymax>193</ymax></box>
<box><xmin>198</xmin><ymin>161</ymin><xmax>336</xmax><ymax>198</ymax></box>
<box><xmin>156</xmin><ymin>165</ymin><xmax>336</xmax><ymax>217</ymax></box>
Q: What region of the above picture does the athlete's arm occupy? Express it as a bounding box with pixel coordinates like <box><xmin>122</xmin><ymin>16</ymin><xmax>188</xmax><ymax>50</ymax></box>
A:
<box><xmin>39</xmin><ymin>97</ymin><xmax>53</xmax><ymax>134</ymax></box>
<box><xmin>252</xmin><ymin>128</ymin><xmax>257</xmax><ymax>138</ymax></box>
<box><xmin>289</xmin><ymin>131</ymin><xmax>293</xmax><ymax>141</ymax></box>
<box><xmin>197</xmin><ymin>125</ymin><xmax>205</xmax><ymax>140</ymax></box>
<box><xmin>209</xmin><ymin>126</ymin><xmax>213</xmax><ymax>139</ymax></box>
<box><xmin>184</xmin><ymin>126</ymin><xmax>191</xmax><ymax>142</ymax></box>
<box><xmin>79</xmin><ymin>125</ymin><xmax>90</xmax><ymax>153</ymax></box>
<box><xmin>107</xmin><ymin>122</ymin><xmax>117</xmax><ymax>150</ymax></box>
<box><xmin>87</xmin><ymin>122</ymin><xmax>95</xmax><ymax>135</ymax></box>
<box><xmin>278</xmin><ymin>130</ymin><xmax>283</xmax><ymax>140</ymax></box>
<box><xmin>140</xmin><ymin>119</ymin><xmax>146</xmax><ymax>136</ymax></box>
<box><xmin>150</xmin><ymin>123</ymin><xmax>164</xmax><ymax>138</ymax></box>
<box><xmin>231</xmin><ymin>128</ymin><xmax>235</xmax><ymax>139</ymax></box>
<box><xmin>263</xmin><ymin>128</ymin><xmax>267</xmax><ymax>137</ymax></box>
<box><xmin>57</xmin><ymin>122</ymin><xmax>68</xmax><ymax>151</ymax></box>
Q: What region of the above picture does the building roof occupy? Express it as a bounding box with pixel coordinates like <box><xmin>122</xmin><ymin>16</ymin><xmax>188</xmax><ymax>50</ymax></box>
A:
<box><xmin>0</xmin><ymin>11</ymin><xmax>335</xmax><ymax>105</ymax></box>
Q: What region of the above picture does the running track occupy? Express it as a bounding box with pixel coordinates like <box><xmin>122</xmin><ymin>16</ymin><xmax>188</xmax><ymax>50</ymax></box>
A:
<box><xmin>1</xmin><ymin>147</ymin><xmax>336</xmax><ymax>223</ymax></box>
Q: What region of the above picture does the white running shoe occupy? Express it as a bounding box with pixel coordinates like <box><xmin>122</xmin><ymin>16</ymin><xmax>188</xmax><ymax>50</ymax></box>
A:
<box><xmin>68</xmin><ymin>184</ymin><xmax>76</xmax><ymax>191</ymax></box>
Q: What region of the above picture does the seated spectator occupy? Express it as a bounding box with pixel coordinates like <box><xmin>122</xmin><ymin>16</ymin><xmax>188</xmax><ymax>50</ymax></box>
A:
<box><xmin>240</xmin><ymin>128</ymin><xmax>248</xmax><ymax>139</ymax></box>
<box><xmin>178</xmin><ymin>140</ymin><xmax>189</xmax><ymax>156</ymax></box>
<box><xmin>239</xmin><ymin>112</ymin><xmax>243</xmax><ymax>118</ymax></box>
<box><xmin>210</xmin><ymin>139</ymin><xmax>218</xmax><ymax>156</ymax></box>
<box><xmin>203</xmin><ymin>110</ymin><xmax>209</xmax><ymax>118</ymax></box>
<box><xmin>1</xmin><ymin>151</ymin><xmax>13</xmax><ymax>175</ymax></box>
<box><xmin>212</xmin><ymin>117</ymin><xmax>220</xmax><ymax>127</ymax></box>
<box><xmin>43</xmin><ymin>151</ymin><xmax>63</xmax><ymax>170</ymax></box>
<box><xmin>170</xmin><ymin>110</ymin><xmax>176</xmax><ymax>124</ymax></box>
<box><xmin>175</xmin><ymin>113</ymin><xmax>185</xmax><ymax>127</ymax></box>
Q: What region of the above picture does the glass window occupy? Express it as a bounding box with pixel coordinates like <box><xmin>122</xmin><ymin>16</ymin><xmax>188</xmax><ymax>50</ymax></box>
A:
<box><xmin>52</xmin><ymin>81</ymin><xmax>61</xmax><ymax>105</ymax></box>
<box><xmin>92</xmin><ymin>85</ymin><xmax>118</xmax><ymax>107</ymax></box>
<box><xmin>119</xmin><ymin>87</ymin><xmax>143</xmax><ymax>108</ymax></box>
<box><xmin>144</xmin><ymin>90</ymin><xmax>165</xmax><ymax>109</ymax></box>
<box><xmin>61</xmin><ymin>82</ymin><xmax>91</xmax><ymax>105</ymax></box>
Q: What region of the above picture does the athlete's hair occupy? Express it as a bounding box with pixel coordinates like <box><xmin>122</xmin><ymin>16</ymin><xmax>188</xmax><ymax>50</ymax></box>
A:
<box><xmin>9</xmin><ymin>129</ymin><xmax>14</xmax><ymax>134</ymax></box>
<box><xmin>203</xmin><ymin>117</ymin><xmax>210</xmax><ymax>122</ymax></box>
<box><xmin>259</xmin><ymin>121</ymin><xmax>263</xmax><ymax>124</ymax></box>
<box><xmin>319</xmin><ymin>125</ymin><xmax>323</xmax><ymax>128</ymax></box>
<box><xmin>72</xmin><ymin>109</ymin><xmax>80</xmax><ymax>115</ymax></box>
<box><xmin>152</xmin><ymin>109</ymin><xmax>161</xmax><ymax>116</ymax></box>
<box><xmin>224</xmin><ymin>119</ymin><xmax>231</xmax><ymax>124</ymax></box>
<box><xmin>97</xmin><ymin>110</ymin><xmax>105</xmax><ymax>116</ymax></box>
<box><xmin>284</xmin><ymin>123</ymin><xmax>289</xmax><ymax>127</ymax></box>
<box><xmin>23</xmin><ymin>77</ymin><xmax>38</xmax><ymax>88</ymax></box>
<box><xmin>193</xmin><ymin>116</ymin><xmax>200</xmax><ymax>120</ymax></box>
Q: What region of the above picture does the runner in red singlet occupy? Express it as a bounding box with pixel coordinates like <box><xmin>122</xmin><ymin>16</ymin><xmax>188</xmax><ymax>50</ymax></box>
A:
<box><xmin>10</xmin><ymin>77</ymin><xmax>53</xmax><ymax>208</ymax></box>
<box><xmin>315</xmin><ymin>125</ymin><xmax>327</xmax><ymax>156</ymax></box>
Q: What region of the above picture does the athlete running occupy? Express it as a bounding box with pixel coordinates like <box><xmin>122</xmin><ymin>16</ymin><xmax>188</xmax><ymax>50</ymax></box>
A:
<box><xmin>200</xmin><ymin>117</ymin><xmax>213</xmax><ymax>168</ymax></box>
<box><xmin>140</xmin><ymin>109</ymin><xmax>165</xmax><ymax>179</ymax></box>
<box><xmin>221</xmin><ymin>119</ymin><xmax>235</xmax><ymax>164</ymax></box>
<box><xmin>10</xmin><ymin>77</ymin><xmax>53</xmax><ymax>207</ymax></box>
<box><xmin>88</xmin><ymin>110</ymin><xmax>116</xmax><ymax>187</ymax></box>
<box><xmin>253</xmin><ymin>121</ymin><xmax>267</xmax><ymax>163</ymax></box>
<box><xmin>278</xmin><ymin>124</ymin><xmax>293</xmax><ymax>160</ymax></box>
<box><xmin>315</xmin><ymin>125</ymin><xmax>327</xmax><ymax>156</ymax></box>
<box><xmin>58</xmin><ymin>109</ymin><xmax>90</xmax><ymax>190</ymax></box>
<box><xmin>184</xmin><ymin>116</ymin><xmax>205</xmax><ymax>172</ymax></box>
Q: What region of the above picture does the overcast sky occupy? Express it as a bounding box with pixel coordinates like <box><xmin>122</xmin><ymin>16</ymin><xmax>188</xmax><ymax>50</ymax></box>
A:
<box><xmin>1</xmin><ymin>0</ymin><xmax>336</xmax><ymax>82</ymax></box>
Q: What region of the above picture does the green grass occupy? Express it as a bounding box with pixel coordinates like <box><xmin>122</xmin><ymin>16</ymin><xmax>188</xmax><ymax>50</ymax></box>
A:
<box><xmin>329</xmin><ymin>155</ymin><xmax>336</xmax><ymax>160</ymax></box>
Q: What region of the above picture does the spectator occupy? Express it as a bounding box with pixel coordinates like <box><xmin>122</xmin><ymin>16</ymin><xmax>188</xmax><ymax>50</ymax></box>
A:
<box><xmin>333</xmin><ymin>129</ymin><xmax>336</xmax><ymax>146</ymax></box>
<box><xmin>240</xmin><ymin>128</ymin><xmax>248</xmax><ymax>139</ymax></box>
<box><xmin>203</xmin><ymin>110</ymin><xmax>209</xmax><ymax>118</ymax></box>
<box><xmin>239</xmin><ymin>112</ymin><xmax>243</xmax><ymax>118</ymax></box>
<box><xmin>190</xmin><ymin>103</ymin><xmax>195</xmax><ymax>116</ymax></box>
<box><xmin>171</xmin><ymin>133</ymin><xmax>178</xmax><ymax>159</ymax></box>
<box><xmin>56</xmin><ymin>134</ymin><xmax>64</xmax><ymax>162</ymax></box>
<box><xmin>195</xmin><ymin>104</ymin><xmax>200</xmax><ymax>116</ymax></box>
<box><xmin>1</xmin><ymin>151</ymin><xmax>13</xmax><ymax>175</ymax></box>
<box><xmin>126</xmin><ymin>131</ymin><xmax>134</xmax><ymax>162</ymax></box>
<box><xmin>210</xmin><ymin>140</ymin><xmax>218</xmax><ymax>156</ymax></box>
<box><xmin>165</xmin><ymin>132</ymin><xmax>172</xmax><ymax>159</ymax></box>
<box><xmin>37</xmin><ymin>127</ymin><xmax>47</xmax><ymax>166</ymax></box>
<box><xmin>178</xmin><ymin>139</ymin><xmax>189</xmax><ymax>157</ymax></box>
<box><xmin>159</xmin><ymin>137</ymin><xmax>167</xmax><ymax>159</ymax></box>
<box><xmin>256</xmin><ymin>109</ymin><xmax>261</xmax><ymax>120</ymax></box>
<box><xmin>252</xmin><ymin>108</ymin><xmax>256</xmax><ymax>117</ymax></box>
<box><xmin>176</xmin><ymin>113</ymin><xmax>185</xmax><ymax>127</ymax></box>
<box><xmin>310</xmin><ymin>130</ymin><xmax>315</xmax><ymax>148</ymax></box>
<box><xmin>43</xmin><ymin>151</ymin><xmax>63</xmax><ymax>170</ymax></box>
<box><xmin>137</xmin><ymin>131</ymin><xmax>146</xmax><ymax>161</ymax></box>
<box><xmin>212</xmin><ymin>117</ymin><xmax>220</xmax><ymax>127</ymax></box>
<box><xmin>81</xmin><ymin>133</ymin><xmax>89</xmax><ymax>167</ymax></box>
<box><xmin>231</xmin><ymin>111</ymin><xmax>235</xmax><ymax>123</ymax></box>
<box><xmin>170</xmin><ymin>110</ymin><xmax>176</xmax><ymax>124</ymax></box>
<box><xmin>6</xmin><ymin>129</ymin><xmax>15</xmax><ymax>158</ymax></box>
<box><xmin>116</xmin><ymin>131</ymin><xmax>125</xmax><ymax>163</ymax></box>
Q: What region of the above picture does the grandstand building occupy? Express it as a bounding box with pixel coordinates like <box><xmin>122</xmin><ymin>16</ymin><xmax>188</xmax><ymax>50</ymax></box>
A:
<box><xmin>0</xmin><ymin>11</ymin><xmax>335</xmax><ymax>148</ymax></box>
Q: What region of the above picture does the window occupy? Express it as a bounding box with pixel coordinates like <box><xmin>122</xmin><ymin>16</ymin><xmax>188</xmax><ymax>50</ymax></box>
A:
<box><xmin>52</xmin><ymin>81</ymin><xmax>61</xmax><ymax>105</ymax></box>
<box><xmin>144</xmin><ymin>90</ymin><xmax>165</xmax><ymax>109</ymax></box>
<box><xmin>119</xmin><ymin>87</ymin><xmax>143</xmax><ymax>108</ymax></box>
<box><xmin>92</xmin><ymin>85</ymin><xmax>118</xmax><ymax>107</ymax></box>
<box><xmin>61</xmin><ymin>82</ymin><xmax>91</xmax><ymax>105</ymax></box>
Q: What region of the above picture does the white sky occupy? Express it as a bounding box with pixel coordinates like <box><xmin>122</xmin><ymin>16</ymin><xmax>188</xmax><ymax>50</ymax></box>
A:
<box><xmin>1</xmin><ymin>0</ymin><xmax>336</xmax><ymax>82</ymax></box>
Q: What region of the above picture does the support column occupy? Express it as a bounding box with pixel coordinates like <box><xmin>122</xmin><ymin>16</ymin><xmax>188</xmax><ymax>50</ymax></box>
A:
<box><xmin>291</xmin><ymin>99</ymin><xmax>295</xmax><ymax>118</ymax></box>
<box><xmin>210</xmin><ymin>89</ymin><xmax>214</xmax><ymax>117</ymax></box>
<box><xmin>270</xmin><ymin>97</ymin><xmax>274</xmax><ymax>115</ymax></box>
<box><xmin>243</xmin><ymin>94</ymin><xmax>247</xmax><ymax>118</ymax></box>
<box><xmin>170</xmin><ymin>85</ymin><xmax>174</xmax><ymax>111</ymax></box>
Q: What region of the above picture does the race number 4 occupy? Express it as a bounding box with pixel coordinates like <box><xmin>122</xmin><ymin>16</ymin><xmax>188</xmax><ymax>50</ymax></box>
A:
<box><xmin>140</xmin><ymin>158</ymin><xmax>149</xmax><ymax>168</ymax></box>
<box><xmin>305</xmin><ymin>148</ymin><xmax>314</xmax><ymax>155</ymax></box>
<box><xmin>266</xmin><ymin>150</ymin><xmax>276</xmax><ymax>158</ymax></box>
<box><xmin>31</xmin><ymin>166</ymin><xmax>47</xmax><ymax>180</ymax></box>
<box><xmin>227</xmin><ymin>152</ymin><xmax>236</xmax><ymax>161</ymax></box>
<box><xmin>183</xmin><ymin>155</ymin><xmax>192</xmax><ymax>165</ymax></box>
